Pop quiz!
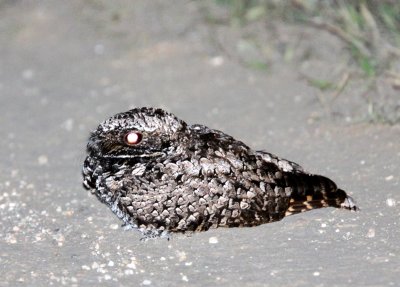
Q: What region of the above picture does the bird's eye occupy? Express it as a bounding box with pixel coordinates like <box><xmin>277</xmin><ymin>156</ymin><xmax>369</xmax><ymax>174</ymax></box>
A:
<box><xmin>124</xmin><ymin>131</ymin><xmax>142</xmax><ymax>145</ymax></box>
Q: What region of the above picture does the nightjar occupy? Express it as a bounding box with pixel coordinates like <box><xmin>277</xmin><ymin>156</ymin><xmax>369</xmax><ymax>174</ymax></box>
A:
<box><xmin>82</xmin><ymin>107</ymin><xmax>357</xmax><ymax>238</ymax></box>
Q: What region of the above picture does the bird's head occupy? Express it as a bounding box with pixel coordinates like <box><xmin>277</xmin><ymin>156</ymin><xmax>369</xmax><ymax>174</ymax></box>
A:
<box><xmin>87</xmin><ymin>107</ymin><xmax>187</xmax><ymax>160</ymax></box>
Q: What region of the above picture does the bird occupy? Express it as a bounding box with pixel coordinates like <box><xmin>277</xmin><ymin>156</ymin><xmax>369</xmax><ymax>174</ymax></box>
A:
<box><xmin>82</xmin><ymin>107</ymin><xmax>357</xmax><ymax>238</ymax></box>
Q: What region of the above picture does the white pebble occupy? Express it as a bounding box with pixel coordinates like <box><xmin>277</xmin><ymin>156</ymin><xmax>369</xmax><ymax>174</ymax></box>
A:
<box><xmin>6</xmin><ymin>234</ymin><xmax>17</xmax><ymax>244</ymax></box>
<box><xmin>209</xmin><ymin>237</ymin><xmax>218</xmax><ymax>244</ymax></box>
<box><xmin>343</xmin><ymin>232</ymin><xmax>352</xmax><ymax>240</ymax></box>
<box><xmin>386</xmin><ymin>198</ymin><xmax>396</xmax><ymax>207</ymax></box>
<box><xmin>182</xmin><ymin>275</ymin><xmax>189</xmax><ymax>282</ymax></box>
<box><xmin>176</xmin><ymin>251</ymin><xmax>186</xmax><ymax>261</ymax></box>
<box><xmin>313</xmin><ymin>271</ymin><xmax>320</xmax><ymax>276</ymax></box>
<box><xmin>385</xmin><ymin>175</ymin><xmax>394</xmax><ymax>181</ymax></box>
<box><xmin>142</xmin><ymin>279</ymin><xmax>151</xmax><ymax>285</ymax></box>
<box><xmin>81</xmin><ymin>265</ymin><xmax>90</xmax><ymax>270</ymax></box>
<box><xmin>124</xmin><ymin>269</ymin><xmax>134</xmax><ymax>275</ymax></box>
<box><xmin>104</xmin><ymin>274</ymin><xmax>111</xmax><ymax>280</ymax></box>
<box><xmin>109</xmin><ymin>224</ymin><xmax>119</xmax><ymax>230</ymax></box>
<box><xmin>108</xmin><ymin>260</ymin><xmax>114</xmax><ymax>267</ymax></box>
<box><xmin>37</xmin><ymin>155</ymin><xmax>48</xmax><ymax>165</ymax></box>
<box><xmin>209</xmin><ymin>56</ymin><xmax>224</xmax><ymax>67</ymax></box>
<box><xmin>61</xmin><ymin>118</ymin><xmax>74</xmax><ymax>131</ymax></box>
<box><xmin>366</xmin><ymin>228</ymin><xmax>375</xmax><ymax>238</ymax></box>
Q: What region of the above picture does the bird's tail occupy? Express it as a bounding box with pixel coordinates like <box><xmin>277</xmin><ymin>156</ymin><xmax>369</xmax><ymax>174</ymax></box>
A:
<box><xmin>284</xmin><ymin>173</ymin><xmax>358</xmax><ymax>216</ymax></box>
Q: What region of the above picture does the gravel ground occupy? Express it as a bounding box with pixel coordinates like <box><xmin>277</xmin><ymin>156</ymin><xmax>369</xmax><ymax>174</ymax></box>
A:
<box><xmin>1</xmin><ymin>1</ymin><xmax>399</xmax><ymax>286</ymax></box>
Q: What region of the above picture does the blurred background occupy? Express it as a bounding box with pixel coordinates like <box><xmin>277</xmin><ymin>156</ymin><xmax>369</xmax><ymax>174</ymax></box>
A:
<box><xmin>2</xmin><ymin>0</ymin><xmax>400</xmax><ymax>126</ymax></box>
<box><xmin>0</xmin><ymin>1</ymin><xmax>399</xmax><ymax>286</ymax></box>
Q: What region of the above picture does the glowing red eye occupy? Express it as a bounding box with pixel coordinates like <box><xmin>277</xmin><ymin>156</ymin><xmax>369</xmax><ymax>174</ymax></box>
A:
<box><xmin>124</xmin><ymin>132</ymin><xmax>142</xmax><ymax>145</ymax></box>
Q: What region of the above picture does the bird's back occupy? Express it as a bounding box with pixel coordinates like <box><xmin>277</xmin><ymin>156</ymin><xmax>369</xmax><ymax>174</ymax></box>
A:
<box><xmin>255</xmin><ymin>150</ymin><xmax>358</xmax><ymax>216</ymax></box>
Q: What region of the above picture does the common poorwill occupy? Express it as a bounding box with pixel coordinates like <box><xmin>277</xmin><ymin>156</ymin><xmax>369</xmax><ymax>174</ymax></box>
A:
<box><xmin>82</xmin><ymin>107</ymin><xmax>357</xmax><ymax>238</ymax></box>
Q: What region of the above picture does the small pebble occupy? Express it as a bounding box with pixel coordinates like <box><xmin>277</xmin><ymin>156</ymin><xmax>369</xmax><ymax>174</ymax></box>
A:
<box><xmin>343</xmin><ymin>232</ymin><xmax>352</xmax><ymax>240</ymax></box>
<box><xmin>126</xmin><ymin>262</ymin><xmax>136</xmax><ymax>269</ymax></box>
<box><xmin>209</xmin><ymin>237</ymin><xmax>218</xmax><ymax>244</ymax></box>
<box><xmin>176</xmin><ymin>251</ymin><xmax>186</xmax><ymax>261</ymax></box>
<box><xmin>142</xmin><ymin>279</ymin><xmax>151</xmax><ymax>285</ymax></box>
<box><xmin>209</xmin><ymin>56</ymin><xmax>224</xmax><ymax>67</ymax></box>
<box><xmin>61</xmin><ymin>118</ymin><xmax>74</xmax><ymax>131</ymax></box>
<box><xmin>366</xmin><ymin>228</ymin><xmax>375</xmax><ymax>238</ymax></box>
<box><xmin>6</xmin><ymin>234</ymin><xmax>17</xmax><ymax>244</ymax></box>
<box><xmin>386</xmin><ymin>198</ymin><xmax>396</xmax><ymax>207</ymax></box>
<box><xmin>104</xmin><ymin>274</ymin><xmax>112</xmax><ymax>280</ymax></box>
<box><xmin>37</xmin><ymin>155</ymin><xmax>48</xmax><ymax>165</ymax></box>
<box><xmin>110</xmin><ymin>224</ymin><xmax>119</xmax><ymax>230</ymax></box>
<box><xmin>124</xmin><ymin>269</ymin><xmax>134</xmax><ymax>275</ymax></box>
<box><xmin>385</xmin><ymin>175</ymin><xmax>394</xmax><ymax>181</ymax></box>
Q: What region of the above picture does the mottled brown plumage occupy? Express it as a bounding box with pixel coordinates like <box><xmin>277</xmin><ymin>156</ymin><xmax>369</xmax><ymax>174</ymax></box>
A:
<box><xmin>82</xmin><ymin>107</ymin><xmax>357</xmax><ymax>238</ymax></box>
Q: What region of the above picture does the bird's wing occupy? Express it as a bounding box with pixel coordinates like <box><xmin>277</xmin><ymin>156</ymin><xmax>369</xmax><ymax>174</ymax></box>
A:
<box><xmin>255</xmin><ymin>150</ymin><xmax>305</xmax><ymax>173</ymax></box>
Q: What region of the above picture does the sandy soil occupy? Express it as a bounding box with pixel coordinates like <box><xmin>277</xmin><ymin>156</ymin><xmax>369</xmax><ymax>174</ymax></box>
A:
<box><xmin>0</xmin><ymin>1</ymin><xmax>399</xmax><ymax>286</ymax></box>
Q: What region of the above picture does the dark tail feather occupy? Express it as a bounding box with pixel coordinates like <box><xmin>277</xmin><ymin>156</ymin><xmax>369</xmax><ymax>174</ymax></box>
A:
<box><xmin>284</xmin><ymin>173</ymin><xmax>358</xmax><ymax>217</ymax></box>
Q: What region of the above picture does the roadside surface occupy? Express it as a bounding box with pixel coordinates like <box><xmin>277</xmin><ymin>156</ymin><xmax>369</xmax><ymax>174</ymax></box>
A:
<box><xmin>0</xmin><ymin>1</ymin><xmax>399</xmax><ymax>286</ymax></box>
